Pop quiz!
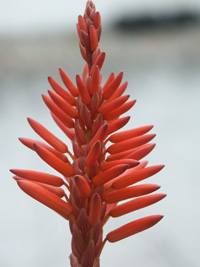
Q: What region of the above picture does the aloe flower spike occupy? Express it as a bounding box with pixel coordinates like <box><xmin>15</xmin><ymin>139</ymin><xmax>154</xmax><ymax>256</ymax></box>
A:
<box><xmin>12</xmin><ymin>1</ymin><xmax>165</xmax><ymax>266</ymax></box>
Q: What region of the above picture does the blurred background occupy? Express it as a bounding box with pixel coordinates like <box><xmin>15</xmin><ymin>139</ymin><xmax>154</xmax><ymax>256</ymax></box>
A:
<box><xmin>1</xmin><ymin>0</ymin><xmax>200</xmax><ymax>266</ymax></box>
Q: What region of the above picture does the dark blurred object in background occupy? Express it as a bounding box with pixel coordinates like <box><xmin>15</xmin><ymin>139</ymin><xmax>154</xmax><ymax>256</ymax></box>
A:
<box><xmin>114</xmin><ymin>11</ymin><xmax>200</xmax><ymax>32</ymax></box>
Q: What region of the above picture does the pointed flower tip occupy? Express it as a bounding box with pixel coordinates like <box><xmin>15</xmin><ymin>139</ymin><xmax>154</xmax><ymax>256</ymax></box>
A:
<box><xmin>112</xmin><ymin>163</ymin><xmax>164</xmax><ymax>190</ymax></box>
<box><xmin>74</xmin><ymin>175</ymin><xmax>91</xmax><ymax>198</ymax></box>
<box><xmin>89</xmin><ymin>193</ymin><xmax>101</xmax><ymax>226</ymax></box>
<box><xmin>106</xmin><ymin>214</ymin><xmax>164</xmax><ymax>243</ymax></box>
<box><xmin>159</xmin><ymin>164</ymin><xmax>165</xmax><ymax>171</ymax></box>
<box><xmin>86</xmin><ymin>140</ymin><xmax>101</xmax><ymax>167</ymax></box>
<box><xmin>10</xmin><ymin>169</ymin><xmax>64</xmax><ymax>187</ymax></box>
<box><xmin>17</xmin><ymin>180</ymin><xmax>73</xmax><ymax>220</ymax></box>
<box><xmin>18</xmin><ymin>137</ymin><xmax>28</xmax><ymax>145</ymax></box>
<box><xmin>109</xmin><ymin>193</ymin><xmax>166</xmax><ymax>218</ymax></box>
<box><xmin>32</xmin><ymin>142</ymin><xmax>37</xmax><ymax>149</ymax></box>
<box><xmin>27</xmin><ymin>117</ymin><xmax>69</xmax><ymax>153</ymax></box>
<box><xmin>93</xmin><ymin>164</ymin><xmax>128</xmax><ymax>186</ymax></box>
<box><xmin>104</xmin><ymin>183</ymin><xmax>162</xmax><ymax>204</ymax></box>
<box><xmin>13</xmin><ymin>175</ymin><xmax>21</xmax><ymax>181</ymax></box>
<box><xmin>58</xmin><ymin>68</ymin><xmax>65</xmax><ymax>78</ymax></box>
<box><xmin>33</xmin><ymin>143</ymin><xmax>74</xmax><ymax>177</ymax></box>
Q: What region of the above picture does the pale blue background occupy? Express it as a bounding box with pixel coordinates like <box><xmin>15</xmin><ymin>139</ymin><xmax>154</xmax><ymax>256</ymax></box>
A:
<box><xmin>1</xmin><ymin>1</ymin><xmax>200</xmax><ymax>266</ymax></box>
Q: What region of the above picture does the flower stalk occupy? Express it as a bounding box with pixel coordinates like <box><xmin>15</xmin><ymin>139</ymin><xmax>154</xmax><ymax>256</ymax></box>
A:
<box><xmin>11</xmin><ymin>1</ymin><xmax>165</xmax><ymax>266</ymax></box>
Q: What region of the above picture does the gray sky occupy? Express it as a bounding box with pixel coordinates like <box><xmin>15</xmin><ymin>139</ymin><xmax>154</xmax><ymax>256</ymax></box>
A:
<box><xmin>1</xmin><ymin>0</ymin><xmax>200</xmax><ymax>36</ymax></box>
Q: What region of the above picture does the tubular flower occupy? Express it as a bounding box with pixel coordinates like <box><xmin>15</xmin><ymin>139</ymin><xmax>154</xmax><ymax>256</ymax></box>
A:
<box><xmin>11</xmin><ymin>1</ymin><xmax>165</xmax><ymax>266</ymax></box>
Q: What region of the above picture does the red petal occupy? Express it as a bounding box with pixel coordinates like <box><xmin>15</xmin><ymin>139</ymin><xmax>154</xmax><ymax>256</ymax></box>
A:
<box><xmin>102</xmin><ymin>72</ymin><xmax>115</xmax><ymax>91</ymax></box>
<box><xmin>14</xmin><ymin>176</ymin><xmax>65</xmax><ymax>198</ymax></box>
<box><xmin>86</xmin><ymin>141</ymin><xmax>101</xmax><ymax>167</ymax></box>
<box><xmin>98</xmin><ymin>95</ymin><xmax>129</xmax><ymax>115</ymax></box>
<box><xmin>79</xmin><ymin>41</ymin><xmax>88</xmax><ymax>62</ymax></box>
<box><xmin>76</xmin><ymin>75</ymin><xmax>91</xmax><ymax>105</ymax></box>
<box><xmin>109</xmin><ymin>125</ymin><xmax>154</xmax><ymax>143</ymax></box>
<box><xmin>106</xmin><ymin>144</ymin><xmax>154</xmax><ymax>162</ymax></box>
<box><xmin>102</xmin><ymin>72</ymin><xmax>123</xmax><ymax>100</ymax></box>
<box><xmin>74</xmin><ymin>120</ymin><xmax>87</xmax><ymax>145</ymax></box>
<box><xmin>77</xmin><ymin>23</ymin><xmax>83</xmax><ymax>45</ymax></box>
<box><xmin>126</xmin><ymin>143</ymin><xmax>156</xmax><ymax>161</ymax></box>
<box><xmin>33</xmin><ymin>182</ymin><xmax>65</xmax><ymax>198</ymax></box>
<box><xmin>106</xmin><ymin>147</ymin><xmax>139</xmax><ymax>162</ymax></box>
<box><xmin>51</xmin><ymin>113</ymin><xmax>75</xmax><ymax>140</ymax></box>
<box><xmin>107</xmin><ymin>134</ymin><xmax>156</xmax><ymax>154</ymax></box>
<box><xmin>104</xmin><ymin>184</ymin><xmax>161</xmax><ymax>204</ymax></box>
<box><xmin>100</xmin><ymin>159</ymin><xmax>139</xmax><ymax>171</ymax></box>
<box><xmin>107</xmin><ymin>116</ymin><xmax>130</xmax><ymax>135</ymax></box>
<box><xmin>108</xmin><ymin>81</ymin><xmax>128</xmax><ymax>101</ymax></box>
<box><xmin>17</xmin><ymin>180</ymin><xmax>72</xmax><ymax>219</ymax></box>
<box><xmin>10</xmin><ymin>169</ymin><xmax>64</xmax><ymax>186</ymax></box>
<box><xmin>104</xmin><ymin>161</ymin><xmax>148</xmax><ymax>191</ymax></box>
<box><xmin>93</xmin><ymin>12</ymin><xmax>101</xmax><ymax>28</ymax></box>
<box><xmin>82</xmin><ymin>63</ymin><xmax>89</xmax><ymax>80</ymax></box>
<box><xmin>89</xmin><ymin>193</ymin><xmax>101</xmax><ymax>226</ymax></box>
<box><xmin>74</xmin><ymin>175</ymin><xmax>91</xmax><ymax>198</ymax></box>
<box><xmin>78</xmin><ymin>15</ymin><xmax>88</xmax><ymax>33</ymax></box>
<box><xmin>105</xmin><ymin>203</ymin><xmax>117</xmax><ymax>217</ymax></box>
<box><xmin>81</xmin><ymin>30</ymin><xmax>90</xmax><ymax>51</ymax></box>
<box><xmin>59</xmin><ymin>68</ymin><xmax>79</xmax><ymax>97</ymax></box>
<box><xmin>33</xmin><ymin>143</ymin><xmax>74</xmax><ymax>177</ymax></box>
<box><xmin>112</xmin><ymin>165</ymin><xmax>165</xmax><ymax>189</ymax></box>
<box><xmin>42</xmin><ymin>94</ymin><xmax>75</xmax><ymax>128</ymax></box>
<box><xmin>19</xmin><ymin>138</ymin><xmax>69</xmax><ymax>163</ymax></box>
<box><xmin>90</xmin><ymin>25</ymin><xmax>98</xmax><ymax>52</ymax></box>
<box><xmin>27</xmin><ymin>118</ymin><xmax>68</xmax><ymax>153</ymax></box>
<box><xmin>91</xmin><ymin>113</ymin><xmax>103</xmax><ymax>138</ymax></box>
<box><xmin>90</xmin><ymin>66</ymin><xmax>100</xmax><ymax>94</ymax></box>
<box><xmin>72</xmin><ymin>224</ymin><xmax>84</xmax><ymax>255</ymax></box>
<box><xmin>92</xmin><ymin>164</ymin><xmax>128</xmax><ymax>186</ymax></box>
<box><xmin>96</xmin><ymin>25</ymin><xmax>102</xmax><ymax>42</ymax></box>
<box><xmin>106</xmin><ymin>215</ymin><xmax>163</xmax><ymax>242</ymax></box>
<box><xmin>92</xmin><ymin>48</ymin><xmax>100</xmax><ymax>66</ymax></box>
<box><xmin>109</xmin><ymin>194</ymin><xmax>166</xmax><ymax>217</ymax></box>
<box><xmin>77</xmin><ymin>208</ymin><xmax>90</xmax><ymax>240</ymax></box>
<box><xmin>91</xmin><ymin>52</ymin><xmax>105</xmax><ymax>74</ymax></box>
<box><xmin>89</xmin><ymin>123</ymin><xmax>108</xmax><ymax>147</ymax></box>
<box><xmin>48</xmin><ymin>76</ymin><xmax>76</xmax><ymax>106</ymax></box>
<box><xmin>104</xmin><ymin>100</ymin><xmax>136</xmax><ymax>121</ymax></box>
<box><xmin>72</xmin><ymin>137</ymin><xmax>83</xmax><ymax>158</ymax></box>
<box><xmin>80</xmin><ymin>104</ymin><xmax>92</xmax><ymax>129</ymax></box>
<box><xmin>81</xmin><ymin>240</ymin><xmax>95</xmax><ymax>267</ymax></box>
<box><xmin>96</xmin><ymin>26</ymin><xmax>101</xmax><ymax>42</ymax></box>
<box><xmin>48</xmin><ymin>90</ymin><xmax>78</xmax><ymax>118</ymax></box>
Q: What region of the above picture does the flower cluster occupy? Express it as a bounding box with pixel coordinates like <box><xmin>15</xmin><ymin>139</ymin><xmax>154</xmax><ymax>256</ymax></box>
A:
<box><xmin>11</xmin><ymin>1</ymin><xmax>165</xmax><ymax>266</ymax></box>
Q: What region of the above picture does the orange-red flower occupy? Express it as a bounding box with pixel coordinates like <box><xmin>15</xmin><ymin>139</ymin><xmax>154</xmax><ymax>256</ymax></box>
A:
<box><xmin>11</xmin><ymin>1</ymin><xmax>165</xmax><ymax>266</ymax></box>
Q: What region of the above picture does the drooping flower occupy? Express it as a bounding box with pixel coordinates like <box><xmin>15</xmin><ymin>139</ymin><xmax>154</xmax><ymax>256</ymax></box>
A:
<box><xmin>11</xmin><ymin>1</ymin><xmax>165</xmax><ymax>266</ymax></box>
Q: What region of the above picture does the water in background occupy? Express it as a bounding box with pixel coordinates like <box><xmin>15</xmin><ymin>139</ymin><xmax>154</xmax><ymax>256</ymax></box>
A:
<box><xmin>0</xmin><ymin>10</ymin><xmax>200</xmax><ymax>267</ymax></box>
